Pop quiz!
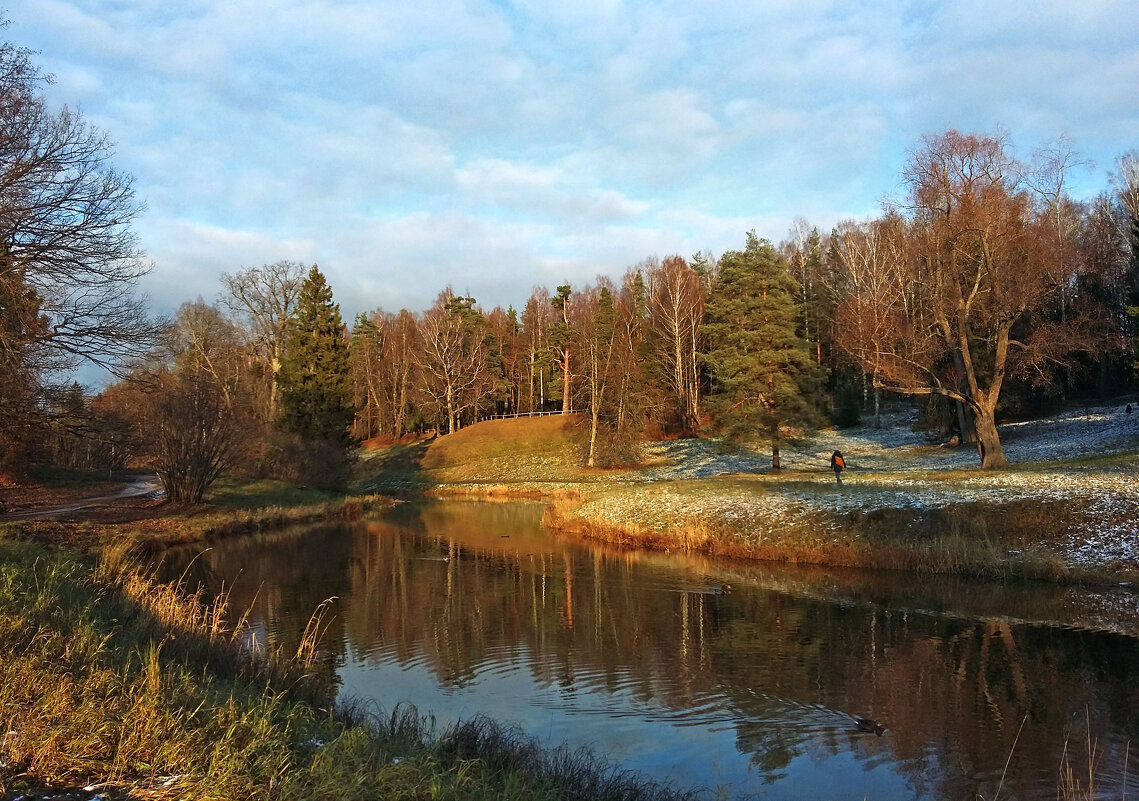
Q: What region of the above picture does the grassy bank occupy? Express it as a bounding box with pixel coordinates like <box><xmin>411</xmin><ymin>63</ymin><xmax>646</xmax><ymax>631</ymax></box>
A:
<box><xmin>1</xmin><ymin>476</ymin><xmax>394</xmax><ymax>555</ymax></box>
<box><xmin>356</xmin><ymin>416</ymin><xmax>1139</xmax><ymax>582</ymax></box>
<box><xmin>0</xmin><ymin>536</ymin><xmax>696</xmax><ymax>800</ymax></box>
<box><xmin>541</xmin><ymin>484</ymin><xmax>1094</xmax><ymax>581</ymax></box>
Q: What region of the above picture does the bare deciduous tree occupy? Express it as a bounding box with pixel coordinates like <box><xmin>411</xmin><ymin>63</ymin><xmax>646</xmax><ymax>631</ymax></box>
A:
<box><xmin>647</xmin><ymin>255</ymin><xmax>705</xmax><ymax>434</ymax></box>
<box><xmin>351</xmin><ymin>308</ymin><xmax>420</xmax><ymax>438</ymax></box>
<box><xmin>150</xmin><ymin>370</ymin><xmax>237</xmax><ymax>504</ymax></box>
<box><xmin>0</xmin><ymin>37</ymin><xmax>160</xmax><ymax>375</ymax></box>
<box><xmin>417</xmin><ymin>290</ymin><xmax>494</xmax><ymax>434</ymax></box>
<box><xmin>830</xmin><ymin>215</ymin><xmax>908</xmax><ymax>428</ymax></box>
<box><xmin>219</xmin><ymin>260</ymin><xmax>305</xmax><ymax>421</ymax></box>
<box><xmin>521</xmin><ymin>287</ymin><xmax>553</xmax><ymax>412</ymax></box>
<box><xmin>168</xmin><ymin>300</ymin><xmax>245</xmax><ymax>409</ymax></box>
<box><xmin>838</xmin><ymin>131</ymin><xmax>1112</xmax><ymax>467</ymax></box>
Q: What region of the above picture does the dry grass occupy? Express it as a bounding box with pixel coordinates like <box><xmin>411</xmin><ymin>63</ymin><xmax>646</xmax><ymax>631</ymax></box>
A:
<box><xmin>542</xmin><ymin>484</ymin><xmax>1095</xmax><ymax>581</ymax></box>
<box><xmin>0</xmin><ymin>536</ymin><xmax>700</xmax><ymax>801</ymax></box>
<box><xmin>419</xmin><ymin>416</ymin><xmax>589</xmax><ymax>484</ymax></box>
<box><xmin>427</xmin><ymin>485</ymin><xmax>549</xmax><ymax>501</ymax></box>
<box><xmin>3</xmin><ymin>493</ymin><xmax>391</xmax><ymax>557</ymax></box>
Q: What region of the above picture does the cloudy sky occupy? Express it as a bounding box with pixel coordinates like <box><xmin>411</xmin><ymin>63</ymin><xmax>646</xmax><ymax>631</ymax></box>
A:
<box><xmin>15</xmin><ymin>0</ymin><xmax>1139</xmax><ymax>322</ymax></box>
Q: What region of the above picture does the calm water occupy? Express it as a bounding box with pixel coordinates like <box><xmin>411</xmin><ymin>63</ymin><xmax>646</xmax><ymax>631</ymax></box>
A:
<box><xmin>167</xmin><ymin>501</ymin><xmax>1139</xmax><ymax>800</ymax></box>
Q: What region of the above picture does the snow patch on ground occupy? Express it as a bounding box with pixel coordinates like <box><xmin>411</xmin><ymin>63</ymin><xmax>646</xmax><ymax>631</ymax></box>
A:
<box><xmin>629</xmin><ymin>403</ymin><xmax>1139</xmax><ymax>569</ymax></box>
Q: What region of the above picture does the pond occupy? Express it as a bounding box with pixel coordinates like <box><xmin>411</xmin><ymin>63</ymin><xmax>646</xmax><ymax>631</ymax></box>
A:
<box><xmin>166</xmin><ymin>501</ymin><xmax>1139</xmax><ymax>800</ymax></box>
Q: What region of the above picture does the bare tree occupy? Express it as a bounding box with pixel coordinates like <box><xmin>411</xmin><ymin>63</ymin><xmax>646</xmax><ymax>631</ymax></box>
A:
<box><xmin>0</xmin><ymin>32</ymin><xmax>160</xmax><ymax>476</ymax></box>
<box><xmin>417</xmin><ymin>290</ymin><xmax>494</xmax><ymax>434</ymax></box>
<box><xmin>647</xmin><ymin>255</ymin><xmax>705</xmax><ymax>433</ymax></box>
<box><xmin>1112</xmin><ymin>151</ymin><xmax>1139</xmax><ymax>230</ymax></box>
<box><xmin>351</xmin><ymin>308</ymin><xmax>420</xmax><ymax>438</ymax></box>
<box><xmin>219</xmin><ymin>260</ymin><xmax>305</xmax><ymax>421</ymax></box>
<box><xmin>521</xmin><ymin>287</ymin><xmax>553</xmax><ymax>412</ymax></box>
<box><xmin>830</xmin><ymin>215</ymin><xmax>909</xmax><ymax>428</ymax></box>
<box><xmin>1030</xmin><ymin>136</ymin><xmax>1092</xmax><ymax>325</ymax></box>
<box><xmin>838</xmin><ymin>131</ymin><xmax>1110</xmax><ymax>467</ymax></box>
<box><xmin>168</xmin><ymin>300</ymin><xmax>245</xmax><ymax>409</ymax></box>
<box><xmin>0</xmin><ymin>37</ymin><xmax>160</xmax><ymax>375</ymax></box>
<box><xmin>576</xmin><ymin>283</ymin><xmax>618</xmax><ymax>467</ymax></box>
<box><xmin>149</xmin><ymin>370</ymin><xmax>237</xmax><ymax>504</ymax></box>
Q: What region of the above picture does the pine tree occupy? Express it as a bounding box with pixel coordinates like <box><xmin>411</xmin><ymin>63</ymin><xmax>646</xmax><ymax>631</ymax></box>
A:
<box><xmin>278</xmin><ymin>266</ymin><xmax>354</xmax><ymax>448</ymax></box>
<box><xmin>702</xmin><ymin>232</ymin><xmax>822</xmax><ymax>469</ymax></box>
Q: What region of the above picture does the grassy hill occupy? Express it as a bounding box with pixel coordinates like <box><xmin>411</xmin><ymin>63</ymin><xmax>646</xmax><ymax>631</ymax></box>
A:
<box><xmin>358</xmin><ymin>415</ymin><xmax>590</xmax><ymax>492</ymax></box>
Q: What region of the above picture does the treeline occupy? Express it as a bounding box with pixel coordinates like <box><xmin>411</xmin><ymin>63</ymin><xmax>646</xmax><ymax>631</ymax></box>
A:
<box><xmin>6</xmin><ymin>19</ymin><xmax>1139</xmax><ymax>492</ymax></box>
<box><xmin>344</xmin><ymin>132</ymin><xmax>1139</xmax><ymax>469</ymax></box>
<box><xmin>23</xmin><ymin>133</ymin><xmax>1139</xmax><ymax>495</ymax></box>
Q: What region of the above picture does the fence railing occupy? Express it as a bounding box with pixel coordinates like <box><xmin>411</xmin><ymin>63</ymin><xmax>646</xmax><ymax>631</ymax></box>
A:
<box><xmin>478</xmin><ymin>409</ymin><xmax>579</xmax><ymax>422</ymax></box>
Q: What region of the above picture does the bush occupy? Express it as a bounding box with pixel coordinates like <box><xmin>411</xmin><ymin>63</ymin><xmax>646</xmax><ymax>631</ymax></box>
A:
<box><xmin>259</xmin><ymin>431</ymin><xmax>354</xmax><ymax>491</ymax></box>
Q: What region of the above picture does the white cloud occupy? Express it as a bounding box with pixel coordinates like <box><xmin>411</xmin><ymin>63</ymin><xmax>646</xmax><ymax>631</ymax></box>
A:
<box><xmin>14</xmin><ymin>0</ymin><xmax>1139</xmax><ymax>324</ymax></box>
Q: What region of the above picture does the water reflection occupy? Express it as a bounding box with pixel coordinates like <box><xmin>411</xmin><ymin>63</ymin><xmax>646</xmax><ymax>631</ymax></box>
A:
<box><xmin>167</xmin><ymin>501</ymin><xmax>1139</xmax><ymax>800</ymax></box>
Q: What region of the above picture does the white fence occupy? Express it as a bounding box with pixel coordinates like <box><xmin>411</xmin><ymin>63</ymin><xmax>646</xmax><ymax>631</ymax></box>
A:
<box><xmin>478</xmin><ymin>409</ymin><xmax>579</xmax><ymax>422</ymax></box>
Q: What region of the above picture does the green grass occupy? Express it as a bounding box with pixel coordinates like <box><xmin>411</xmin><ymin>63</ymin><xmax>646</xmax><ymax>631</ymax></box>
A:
<box><xmin>0</xmin><ymin>536</ymin><xmax>698</xmax><ymax>800</ymax></box>
<box><xmin>205</xmin><ymin>476</ymin><xmax>347</xmax><ymax>509</ymax></box>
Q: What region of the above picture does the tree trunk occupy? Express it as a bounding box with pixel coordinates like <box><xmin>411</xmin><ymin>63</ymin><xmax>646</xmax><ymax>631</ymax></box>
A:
<box><xmin>956</xmin><ymin>401</ymin><xmax>978</xmax><ymax>444</ymax></box>
<box><xmin>395</xmin><ymin>371</ymin><xmax>408</xmax><ymax>436</ymax></box>
<box><xmin>446</xmin><ymin>383</ymin><xmax>456</xmax><ymax>435</ymax></box>
<box><xmin>562</xmin><ymin>347</ymin><xmax>571</xmax><ymax>412</ymax></box>
<box><xmin>974</xmin><ymin>407</ymin><xmax>1008</xmax><ymax>468</ymax></box>
<box><xmin>587</xmin><ymin>408</ymin><xmax>599</xmax><ymax>468</ymax></box>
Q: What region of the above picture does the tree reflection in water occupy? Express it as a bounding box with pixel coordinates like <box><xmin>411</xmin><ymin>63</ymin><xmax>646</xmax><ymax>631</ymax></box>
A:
<box><xmin>166</xmin><ymin>501</ymin><xmax>1139</xmax><ymax>800</ymax></box>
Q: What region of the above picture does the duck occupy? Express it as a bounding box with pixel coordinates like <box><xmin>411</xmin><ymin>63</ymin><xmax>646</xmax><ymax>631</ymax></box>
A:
<box><xmin>854</xmin><ymin>717</ymin><xmax>888</xmax><ymax>736</ymax></box>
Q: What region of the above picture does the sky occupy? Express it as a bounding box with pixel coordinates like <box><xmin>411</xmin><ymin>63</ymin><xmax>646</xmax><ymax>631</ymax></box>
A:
<box><xmin>13</xmin><ymin>0</ymin><xmax>1139</xmax><ymax>325</ymax></box>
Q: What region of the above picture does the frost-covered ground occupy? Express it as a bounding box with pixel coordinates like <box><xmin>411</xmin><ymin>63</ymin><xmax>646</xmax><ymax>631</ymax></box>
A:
<box><xmin>642</xmin><ymin>403</ymin><xmax>1139</xmax><ymax>478</ymax></box>
<box><xmin>621</xmin><ymin>402</ymin><xmax>1139</xmax><ymax>569</ymax></box>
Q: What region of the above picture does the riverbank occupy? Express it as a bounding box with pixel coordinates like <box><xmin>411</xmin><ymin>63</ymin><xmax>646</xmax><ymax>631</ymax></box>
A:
<box><xmin>0</xmin><ymin>475</ymin><xmax>394</xmax><ymax>555</ymax></box>
<box><xmin>358</xmin><ymin>407</ymin><xmax>1139</xmax><ymax>583</ymax></box>
<box><xmin>0</xmin><ymin>536</ymin><xmax>697</xmax><ymax>800</ymax></box>
<box><xmin>540</xmin><ymin>466</ymin><xmax>1139</xmax><ymax>583</ymax></box>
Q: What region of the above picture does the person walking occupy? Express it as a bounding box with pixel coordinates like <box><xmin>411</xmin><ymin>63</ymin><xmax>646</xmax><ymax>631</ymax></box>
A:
<box><xmin>830</xmin><ymin>450</ymin><xmax>846</xmax><ymax>484</ymax></box>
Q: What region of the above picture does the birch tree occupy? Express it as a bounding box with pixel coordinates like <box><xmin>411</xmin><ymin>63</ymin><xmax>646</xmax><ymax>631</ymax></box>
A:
<box><xmin>647</xmin><ymin>255</ymin><xmax>705</xmax><ymax>434</ymax></box>
<box><xmin>417</xmin><ymin>290</ymin><xmax>493</xmax><ymax>434</ymax></box>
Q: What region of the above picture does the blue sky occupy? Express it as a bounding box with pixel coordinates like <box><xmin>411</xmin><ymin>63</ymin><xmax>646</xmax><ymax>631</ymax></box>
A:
<box><xmin>15</xmin><ymin>0</ymin><xmax>1139</xmax><ymax>322</ymax></box>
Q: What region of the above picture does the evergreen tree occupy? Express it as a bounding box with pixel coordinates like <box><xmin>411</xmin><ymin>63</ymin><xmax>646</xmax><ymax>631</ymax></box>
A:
<box><xmin>278</xmin><ymin>266</ymin><xmax>354</xmax><ymax>448</ymax></box>
<box><xmin>702</xmin><ymin>232</ymin><xmax>822</xmax><ymax>469</ymax></box>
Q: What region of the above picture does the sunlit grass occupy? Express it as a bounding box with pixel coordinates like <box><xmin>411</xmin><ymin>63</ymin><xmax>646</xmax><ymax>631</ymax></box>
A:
<box><xmin>422</xmin><ymin>416</ymin><xmax>588</xmax><ymax>483</ymax></box>
<box><xmin>542</xmin><ymin>478</ymin><xmax>1113</xmax><ymax>581</ymax></box>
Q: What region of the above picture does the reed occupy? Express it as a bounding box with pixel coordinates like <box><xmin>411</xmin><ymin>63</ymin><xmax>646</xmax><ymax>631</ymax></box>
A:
<box><xmin>426</xmin><ymin>485</ymin><xmax>550</xmax><ymax>501</ymax></box>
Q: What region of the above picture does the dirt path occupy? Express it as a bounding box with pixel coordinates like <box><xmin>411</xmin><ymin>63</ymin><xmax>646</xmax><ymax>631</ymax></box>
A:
<box><xmin>0</xmin><ymin>474</ymin><xmax>164</xmax><ymax>521</ymax></box>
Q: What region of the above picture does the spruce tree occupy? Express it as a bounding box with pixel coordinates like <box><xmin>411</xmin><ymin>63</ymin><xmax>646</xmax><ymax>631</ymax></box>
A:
<box><xmin>278</xmin><ymin>266</ymin><xmax>354</xmax><ymax>448</ymax></box>
<box><xmin>702</xmin><ymin>232</ymin><xmax>822</xmax><ymax>470</ymax></box>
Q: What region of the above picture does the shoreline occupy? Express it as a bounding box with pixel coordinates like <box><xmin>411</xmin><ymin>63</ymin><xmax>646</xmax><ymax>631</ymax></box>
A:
<box><xmin>421</xmin><ymin>472</ymin><xmax>1139</xmax><ymax>586</ymax></box>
